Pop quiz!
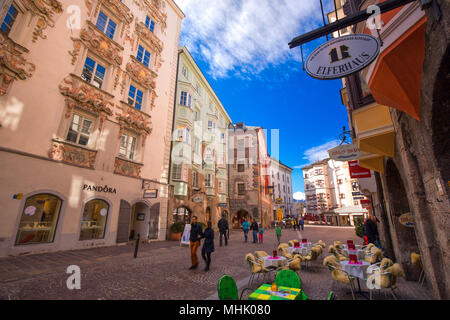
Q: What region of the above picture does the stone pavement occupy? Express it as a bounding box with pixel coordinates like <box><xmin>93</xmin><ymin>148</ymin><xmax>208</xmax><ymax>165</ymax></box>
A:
<box><xmin>0</xmin><ymin>225</ymin><xmax>432</xmax><ymax>300</ymax></box>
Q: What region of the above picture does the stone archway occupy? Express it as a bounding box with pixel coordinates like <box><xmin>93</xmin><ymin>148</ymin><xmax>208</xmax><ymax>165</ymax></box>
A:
<box><xmin>231</xmin><ymin>209</ymin><xmax>249</xmax><ymax>229</ymax></box>
<box><xmin>384</xmin><ymin>159</ymin><xmax>420</xmax><ymax>280</ymax></box>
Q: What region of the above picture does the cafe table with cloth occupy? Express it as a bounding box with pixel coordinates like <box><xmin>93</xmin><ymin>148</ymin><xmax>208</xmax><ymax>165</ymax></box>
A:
<box><xmin>248</xmin><ymin>284</ymin><xmax>307</xmax><ymax>300</ymax></box>
<box><xmin>262</xmin><ymin>255</ymin><xmax>288</xmax><ymax>268</ymax></box>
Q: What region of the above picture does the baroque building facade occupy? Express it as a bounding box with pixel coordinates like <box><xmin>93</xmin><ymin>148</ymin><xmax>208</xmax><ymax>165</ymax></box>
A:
<box><xmin>0</xmin><ymin>0</ymin><xmax>184</xmax><ymax>256</ymax></box>
<box><xmin>228</xmin><ymin>123</ymin><xmax>273</xmax><ymax>229</ymax></box>
<box><xmin>167</xmin><ymin>46</ymin><xmax>232</xmax><ymax>232</ymax></box>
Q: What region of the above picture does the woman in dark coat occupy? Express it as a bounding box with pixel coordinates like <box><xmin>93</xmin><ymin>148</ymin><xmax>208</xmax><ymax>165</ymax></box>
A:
<box><xmin>201</xmin><ymin>221</ymin><xmax>215</xmax><ymax>271</ymax></box>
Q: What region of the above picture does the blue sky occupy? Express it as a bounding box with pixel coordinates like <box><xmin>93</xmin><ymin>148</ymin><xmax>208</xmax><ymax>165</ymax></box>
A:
<box><xmin>175</xmin><ymin>0</ymin><xmax>348</xmax><ymax>199</ymax></box>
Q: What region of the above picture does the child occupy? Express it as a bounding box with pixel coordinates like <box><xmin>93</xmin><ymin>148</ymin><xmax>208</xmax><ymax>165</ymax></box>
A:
<box><xmin>258</xmin><ymin>224</ymin><xmax>264</xmax><ymax>243</ymax></box>
<box><xmin>275</xmin><ymin>223</ymin><xmax>282</xmax><ymax>244</ymax></box>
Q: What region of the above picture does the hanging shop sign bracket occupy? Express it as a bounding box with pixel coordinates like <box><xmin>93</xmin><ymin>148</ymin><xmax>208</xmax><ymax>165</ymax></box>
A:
<box><xmin>288</xmin><ymin>0</ymin><xmax>417</xmax><ymax>49</ymax></box>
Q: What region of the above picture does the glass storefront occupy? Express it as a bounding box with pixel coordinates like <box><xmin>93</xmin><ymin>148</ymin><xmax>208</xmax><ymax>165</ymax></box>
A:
<box><xmin>173</xmin><ymin>207</ymin><xmax>191</xmax><ymax>224</ymax></box>
<box><xmin>79</xmin><ymin>199</ymin><xmax>109</xmax><ymax>240</ymax></box>
<box><xmin>15</xmin><ymin>194</ymin><xmax>62</xmax><ymax>245</ymax></box>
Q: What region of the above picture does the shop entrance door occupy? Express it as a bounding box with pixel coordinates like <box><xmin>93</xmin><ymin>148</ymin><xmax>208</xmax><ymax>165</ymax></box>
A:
<box><xmin>148</xmin><ymin>203</ymin><xmax>160</xmax><ymax>239</ymax></box>
<box><xmin>117</xmin><ymin>200</ymin><xmax>131</xmax><ymax>243</ymax></box>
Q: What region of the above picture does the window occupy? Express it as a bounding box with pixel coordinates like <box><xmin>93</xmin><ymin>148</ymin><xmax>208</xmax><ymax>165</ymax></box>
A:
<box><xmin>173</xmin><ymin>207</ymin><xmax>191</xmax><ymax>224</ymax></box>
<box><xmin>128</xmin><ymin>85</ymin><xmax>143</xmax><ymax>110</ymax></box>
<box><xmin>207</xmin><ymin>121</ymin><xmax>215</xmax><ymax>132</ymax></box>
<box><xmin>81</xmin><ymin>57</ymin><xmax>106</xmax><ymax>89</ymax></box>
<box><xmin>205</xmin><ymin>173</ymin><xmax>214</xmax><ymax>187</ymax></box>
<box><xmin>193</xmin><ymin>137</ymin><xmax>200</xmax><ymax>154</ymax></box>
<box><xmin>238</xmin><ymin>163</ymin><xmax>245</xmax><ymax>172</ymax></box>
<box><xmin>193</xmin><ymin>109</ymin><xmax>199</xmax><ymax>121</ymax></box>
<box><xmin>15</xmin><ymin>194</ymin><xmax>62</xmax><ymax>245</ymax></box>
<box><xmin>145</xmin><ymin>16</ymin><xmax>155</xmax><ymax>32</ymax></box>
<box><xmin>340</xmin><ymin>194</ymin><xmax>345</xmax><ymax>199</ymax></box>
<box><xmin>238</xmin><ymin>183</ymin><xmax>245</xmax><ymax>195</ymax></box>
<box><xmin>137</xmin><ymin>44</ymin><xmax>151</xmax><ymax>67</ymax></box>
<box><xmin>180</xmin><ymin>91</ymin><xmax>191</xmax><ymax>107</ymax></box>
<box><xmin>172</xmin><ymin>163</ymin><xmax>182</xmax><ymax>180</ymax></box>
<box><xmin>220</xmin><ymin>133</ymin><xmax>225</xmax><ymax>144</ymax></box>
<box><xmin>96</xmin><ymin>10</ymin><xmax>116</xmax><ymax>39</ymax></box>
<box><xmin>192</xmin><ymin>171</ymin><xmax>198</xmax><ymax>187</ymax></box>
<box><xmin>79</xmin><ymin>199</ymin><xmax>109</xmax><ymax>240</ymax></box>
<box><xmin>277</xmin><ymin>172</ymin><xmax>280</xmax><ymax>179</ymax></box>
<box><xmin>354</xmin><ymin>200</ymin><xmax>359</xmax><ymax>206</ymax></box>
<box><xmin>1</xmin><ymin>4</ymin><xmax>18</xmax><ymax>35</ymax></box>
<box><xmin>181</xmin><ymin>65</ymin><xmax>187</xmax><ymax>78</ymax></box>
<box><xmin>337</xmin><ymin>179</ymin><xmax>343</xmax><ymax>184</ymax></box>
<box><xmin>66</xmin><ymin>114</ymin><xmax>92</xmax><ymax>146</ymax></box>
<box><xmin>119</xmin><ymin>133</ymin><xmax>137</xmax><ymax>160</ymax></box>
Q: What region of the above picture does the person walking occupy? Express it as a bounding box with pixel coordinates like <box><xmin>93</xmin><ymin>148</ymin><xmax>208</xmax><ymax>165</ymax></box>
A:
<box><xmin>201</xmin><ymin>221</ymin><xmax>215</xmax><ymax>271</ymax></box>
<box><xmin>258</xmin><ymin>224</ymin><xmax>264</xmax><ymax>243</ymax></box>
<box><xmin>218</xmin><ymin>214</ymin><xmax>229</xmax><ymax>247</ymax></box>
<box><xmin>363</xmin><ymin>216</ymin><xmax>380</xmax><ymax>247</ymax></box>
<box><xmin>275</xmin><ymin>223</ymin><xmax>282</xmax><ymax>244</ymax></box>
<box><xmin>300</xmin><ymin>217</ymin><xmax>304</xmax><ymax>231</ymax></box>
<box><xmin>250</xmin><ymin>219</ymin><xmax>259</xmax><ymax>243</ymax></box>
<box><xmin>242</xmin><ymin>218</ymin><xmax>249</xmax><ymax>243</ymax></box>
<box><xmin>189</xmin><ymin>216</ymin><xmax>203</xmax><ymax>270</ymax></box>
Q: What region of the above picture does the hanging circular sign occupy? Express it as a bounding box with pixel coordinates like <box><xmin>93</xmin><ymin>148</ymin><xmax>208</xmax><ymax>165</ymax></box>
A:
<box><xmin>399</xmin><ymin>212</ymin><xmax>414</xmax><ymax>227</ymax></box>
<box><xmin>305</xmin><ymin>34</ymin><xmax>380</xmax><ymax>80</ymax></box>
<box><xmin>328</xmin><ymin>144</ymin><xmax>363</xmax><ymax>161</ymax></box>
<box><xmin>24</xmin><ymin>206</ymin><xmax>36</xmax><ymax>216</ymax></box>
<box><xmin>100</xmin><ymin>208</ymin><xmax>108</xmax><ymax>216</ymax></box>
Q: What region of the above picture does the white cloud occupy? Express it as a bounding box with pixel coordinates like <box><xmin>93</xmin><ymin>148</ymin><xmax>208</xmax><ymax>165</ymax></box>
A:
<box><xmin>293</xmin><ymin>191</ymin><xmax>305</xmax><ymax>201</ymax></box>
<box><xmin>302</xmin><ymin>140</ymin><xmax>340</xmax><ymax>164</ymax></box>
<box><xmin>175</xmin><ymin>0</ymin><xmax>319</xmax><ymax>78</ymax></box>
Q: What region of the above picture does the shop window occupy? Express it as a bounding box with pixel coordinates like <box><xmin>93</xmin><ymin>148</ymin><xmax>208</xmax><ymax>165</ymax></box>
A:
<box><xmin>15</xmin><ymin>194</ymin><xmax>62</xmax><ymax>245</ymax></box>
<box><xmin>145</xmin><ymin>16</ymin><xmax>155</xmax><ymax>32</ymax></box>
<box><xmin>136</xmin><ymin>44</ymin><xmax>151</xmax><ymax>67</ymax></box>
<box><xmin>238</xmin><ymin>163</ymin><xmax>245</xmax><ymax>172</ymax></box>
<box><xmin>96</xmin><ymin>10</ymin><xmax>116</xmax><ymax>39</ymax></box>
<box><xmin>119</xmin><ymin>133</ymin><xmax>137</xmax><ymax>160</ymax></box>
<box><xmin>1</xmin><ymin>4</ymin><xmax>18</xmax><ymax>35</ymax></box>
<box><xmin>79</xmin><ymin>199</ymin><xmax>109</xmax><ymax>240</ymax></box>
<box><xmin>66</xmin><ymin>113</ymin><xmax>93</xmax><ymax>146</ymax></box>
<box><xmin>128</xmin><ymin>84</ymin><xmax>143</xmax><ymax>110</ymax></box>
<box><xmin>81</xmin><ymin>56</ymin><xmax>106</xmax><ymax>89</ymax></box>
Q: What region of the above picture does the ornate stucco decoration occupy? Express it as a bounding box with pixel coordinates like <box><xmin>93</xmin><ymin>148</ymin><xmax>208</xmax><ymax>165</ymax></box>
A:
<box><xmin>114</xmin><ymin>157</ymin><xmax>142</xmax><ymax>178</ymax></box>
<box><xmin>125</xmin><ymin>57</ymin><xmax>157</xmax><ymax>89</ymax></box>
<box><xmin>0</xmin><ymin>32</ymin><xmax>35</xmax><ymax>95</ymax></box>
<box><xmin>69</xmin><ymin>22</ymin><xmax>124</xmax><ymax>67</ymax></box>
<box><xmin>48</xmin><ymin>140</ymin><xmax>97</xmax><ymax>169</ymax></box>
<box><xmin>132</xmin><ymin>0</ymin><xmax>167</xmax><ymax>32</ymax></box>
<box><xmin>59</xmin><ymin>74</ymin><xmax>114</xmax><ymax>118</ymax></box>
<box><xmin>116</xmin><ymin>103</ymin><xmax>152</xmax><ymax>146</ymax></box>
<box><xmin>23</xmin><ymin>0</ymin><xmax>63</xmax><ymax>42</ymax></box>
<box><xmin>93</xmin><ymin>0</ymin><xmax>134</xmax><ymax>38</ymax></box>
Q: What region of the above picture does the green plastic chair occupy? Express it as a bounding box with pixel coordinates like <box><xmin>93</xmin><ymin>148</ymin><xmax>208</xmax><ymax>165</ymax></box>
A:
<box><xmin>327</xmin><ymin>291</ymin><xmax>336</xmax><ymax>300</ymax></box>
<box><xmin>218</xmin><ymin>275</ymin><xmax>253</xmax><ymax>300</ymax></box>
<box><xmin>275</xmin><ymin>269</ymin><xmax>302</xmax><ymax>289</ymax></box>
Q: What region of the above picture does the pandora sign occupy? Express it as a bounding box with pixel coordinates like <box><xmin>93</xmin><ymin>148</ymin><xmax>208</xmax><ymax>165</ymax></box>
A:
<box><xmin>305</xmin><ymin>34</ymin><xmax>380</xmax><ymax>80</ymax></box>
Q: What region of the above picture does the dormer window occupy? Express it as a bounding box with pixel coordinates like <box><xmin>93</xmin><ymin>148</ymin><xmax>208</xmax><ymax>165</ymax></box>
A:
<box><xmin>96</xmin><ymin>10</ymin><xmax>117</xmax><ymax>39</ymax></box>
<box><xmin>1</xmin><ymin>4</ymin><xmax>18</xmax><ymax>36</ymax></box>
<box><xmin>145</xmin><ymin>16</ymin><xmax>155</xmax><ymax>32</ymax></box>
<box><xmin>137</xmin><ymin>44</ymin><xmax>151</xmax><ymax>67</ymax></box>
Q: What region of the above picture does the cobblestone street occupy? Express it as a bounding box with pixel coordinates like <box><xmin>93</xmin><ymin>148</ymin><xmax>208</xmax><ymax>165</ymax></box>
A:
<box><xmin>0</xmin><ymin>226</ymin><xmax>431</xmax><ymax>300</ymax></box>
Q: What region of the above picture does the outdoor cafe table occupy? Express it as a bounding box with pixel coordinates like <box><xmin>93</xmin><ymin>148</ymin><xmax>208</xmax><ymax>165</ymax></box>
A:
<box><xmin>342</xmin><ymin>248</ymin><xmax>365</xmax><ymax>260</ymax></box>
<box><xmin>262</xmin><ymin>256</ymin><xmax>288</xmax><ymax>268</ymax></box>
<box><xmin>287</xmin><ymin>246</ymin><xmax>309</xmax><ymax>256</ymax></box>
<box><xmin>340</xmin><ymin>260</ymin><xmax>371</xmax><ymax>299</ymax></box>
<box><xmin>248</xmin><ymin>284</ymin><xmax>307</xmax><ymax>300</ymax></box>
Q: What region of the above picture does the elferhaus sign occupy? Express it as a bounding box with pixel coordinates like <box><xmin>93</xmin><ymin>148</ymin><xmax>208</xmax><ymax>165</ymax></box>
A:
<box><xmin>305</xmin><ymin>34</ymin><xmax>380</xmax><ymax>80</ymax></box>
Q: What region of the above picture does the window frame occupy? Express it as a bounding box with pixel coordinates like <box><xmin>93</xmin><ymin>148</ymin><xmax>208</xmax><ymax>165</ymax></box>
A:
<box><xmin>136</xmin><ymin>43</ymin><xmax>151</xmax><ymax>68</ymax></box>
<box><xmin>1</xmin><ymin>3</ymin><xmax>18</xmax><ymax>36</ymax></box>
<box><xmin>66</xmin><ymin>112</ymin><xmax>95</xmax><ymax>147</ymax></box>
<box><xmin>119</xmin><ymin>132</ymin><xmax>138</xmax><ymax>161</ymax></box>
<box><xmin>96</xmin><ymin>9</ymin><xmax>117</xmax><ymax>40</ymax></box>
<box><xmin>127</xmin><ymin>84</ymin><xmax>144</xmax><ymax>110</ymax></box>
<box><xmin>81</xmin><ymin>56</ymin><xmax>107</xmax><ymax>89</ymax></box>
<box><xmin>145</xmin><ymin>16</ymin><xmax>155</xmax><ymax>32</ymax></box>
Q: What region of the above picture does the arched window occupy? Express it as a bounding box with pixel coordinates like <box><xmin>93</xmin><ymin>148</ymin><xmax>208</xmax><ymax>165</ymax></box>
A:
<box><xmin>173</xmin><ymin>207</ymin><xmax>191</xmax><ymax>224</ymax></box>
<box><xmin>79</xmin><ymin>199</ymin><xmax>109</xmax><ymax>240</ymax></box>
<box><xmin>15</xmin><ymin>193</ymin><xmax>62</xmax><ymax>245</ymax></box>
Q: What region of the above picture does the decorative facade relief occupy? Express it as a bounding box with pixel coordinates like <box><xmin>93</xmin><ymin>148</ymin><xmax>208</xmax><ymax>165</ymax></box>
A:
<box><xmin>114</xmin><ymin>157</ymin><xmax>142</xmax><ymax>178</ymax></box>
<box><xmin>125</xmin><ymin>57</ymin><xmax>157</xmax><ymax>89</ymax></box>
<box><xmin>23</xmin><ymin>0</ymin><xmax>63</xmax><ymax>42</ymax></box>
<box><xmin>48</xmin><ymin>140</ymin><xmax>97</xmax><ymax>169</ymax></box>
<box><xmin>0</xmin><ymin>32</ymin><xmax>35</xmax><ymax>95</ymax></box>
<box><xmin>59</xmin><ymin>74</ymin><xmax>114</xmax><ymax>117</ymax></box>
<box><xmin>116</xmin><ymin>103</ymin><xmax>152</xmax><ymax>146</ymax></box>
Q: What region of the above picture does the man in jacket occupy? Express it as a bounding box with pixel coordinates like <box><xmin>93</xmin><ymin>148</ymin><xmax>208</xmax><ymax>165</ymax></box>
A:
<box><xmin>250</xmin><ymin>219</ymin><xmax>259</xmax><ymax>243</ymax></box>
<box><xmin>189</xmin><ymin>216</ymin><xmax>203</xmax><ymax>269</ymax></box>
<box><xmin>242</xmin><ymin>218</ymin><xmax>249</xmax><ymax>243</ymax></box>
<box><xmin>218</xmin><ymin>214</ymin><xmax>229</xmax><ymax>247</ymax></box>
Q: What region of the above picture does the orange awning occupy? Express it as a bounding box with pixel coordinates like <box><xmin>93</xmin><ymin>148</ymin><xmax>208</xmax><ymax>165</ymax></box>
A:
<box><xmin>368</xmin><ymin>17</ymin><xmax>426</xmax><ymax>120</ymax></box>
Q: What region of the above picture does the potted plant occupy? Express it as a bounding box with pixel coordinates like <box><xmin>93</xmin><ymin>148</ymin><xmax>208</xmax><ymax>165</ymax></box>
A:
<box><xmin>170</xmin><ymin>221</ymin><xmax>184</xmax><ymax>241</ymax></box>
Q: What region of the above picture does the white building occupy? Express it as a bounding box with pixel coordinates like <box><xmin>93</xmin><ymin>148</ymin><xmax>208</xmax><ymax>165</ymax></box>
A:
<box><xmin>269</xmin><ymin>158</ymin><xmax>293</xmax><ymax>220</ymax></box>
<box><xmin>302</xmin><ymin>158</ymin><xmax>370</xmax><ymax>225</ymax></box>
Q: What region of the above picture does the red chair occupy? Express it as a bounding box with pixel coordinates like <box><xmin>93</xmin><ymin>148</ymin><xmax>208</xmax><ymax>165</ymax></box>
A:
<box><xmin>347</xmin><ymin>240</ymin><xmax>354</xmax><ymax>245</ymax></box>
<box><xmin>302</xmin><ymin>238</ymin><xmax>308</xmax><ymax>243</ymax></box>
<box><xmin>349</xmin><ymin>254</ymin><xmax>358</xmax><ymax>264</ymax></box>
<box><xmin>348</xmin><ymin>243</ymin><xmax>356</xmax><ymax>250</ymax></box>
